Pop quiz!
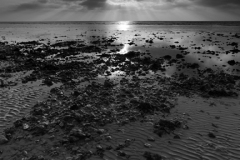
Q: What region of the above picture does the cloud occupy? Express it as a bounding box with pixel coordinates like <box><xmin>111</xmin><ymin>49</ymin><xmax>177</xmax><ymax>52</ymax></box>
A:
<box><xmin>9</xmin><ymin>0</ymin><xmax>240</xmax><ymax>13</ymax></box>
<box><xmin>195</xmin><ymin>0</ymin><xmax>240</xmax><ymax>7</ymax></box>
<box><xmin>12</xmin><ymin>3</ymin><xmax>44</xmax><ymax>11</ymax></box>
<box><xmin>38</xmin><ymin>0</ymin><xmax>48</xmax><ymax>3</ymax></box>
<box><xmin>6</xmin><ymin>0</ymin><xmax>61</xmax><ymax>12</ymax></box>
<box><xmin>80</xmin><ymin>0</ymin><xmax>107</xmax><ymax>9</ymax></box>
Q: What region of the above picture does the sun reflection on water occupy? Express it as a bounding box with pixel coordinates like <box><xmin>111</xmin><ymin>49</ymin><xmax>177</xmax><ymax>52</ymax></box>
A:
<box><xmin>118</xmin><ymin>44</ymin><xmax>129</xmax><ymax>54</ymax></box>
<box><xmin>117</xmin><ymin>21</ymin><xmax>131</xmax><ymax>31</ymax></box>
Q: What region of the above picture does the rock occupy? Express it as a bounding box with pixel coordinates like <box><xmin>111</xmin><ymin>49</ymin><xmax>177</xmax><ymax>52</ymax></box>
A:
<box><xmin>115</xmin><ymin>143</ymin><xmax>125</xmax><ymax>150</ymax></box>
<box><xmin>208</xmin><ymin>88</ymin><xmax>237</xmax><ymax>97</ymax></box>
<box><xmin>212</xmin><ymin>123</ymin><xmax>218</xmax><ymax>128</ymax></box>
<box><xmin>105</xmin><ymin>135</ymin><xmax>112</xmax><ymax>140</ymax></box>
<box><xmin>143</xmin><ymin>151</ymin><xmax>163</xmax><ymax>160</ymax></box>
<box><xmin>208</xmin><ymin>132</ymin><xmax>216</xmax><ymax>138</ymax></box>
<box><xmin>96</xmin><ymin>145</ymin><xmax>103</xmax><ymax>151</ymax></box>
<box><xmin>173</xmin><ymin>134</ymin><xmax>181</xmax><ymax>139</ymax></box>
<box><xmin>228</xmin><ymin>60</ymin><xmax>236</xmax><ymax>66</ymax></box>
<box><xmin>144</xmin><ymin>143</ymin><xmax>152</xmax><ymax>148</ymax></box>
<box><xmin>70</xmin><ymin>128</ymin><xmax>89</xmax><ymax>139</ymax></box>
<box><xmin>32</xmin><ymin>125</ymin><xmax>47</xmax><ymax>136</ymax></box>
<box><xmin>154</xmin><ymin>119</ymin><xmax>181</xmax><ymax>137</ymax></box>
<box><xmin>0</xmin><ymin>135</ymin><xmax>8</xmax><ymax>145</ymax></box>
<box><xmin>147</xmin><ymin>136</ymin><xmax>155</xmax><ymax>142</ymax></box>
<box><xmin>137</xmin><ymin>102</ymin><xmax>155</xmax><ymax>113</ymax></box>
<box><xmin>125</xmin><ymin>51</ymin><xmax>139</xmax><ymax>59</ymax></box>
<box><xmin>23</xmin><ymin>123</ymin><xmax>30</xmax><ymax>130</ymax></box>
<box><xmin>125</xmin><ymin>139</ymin><xmax>131</xmax><ymax>145</ymax></box>
<box><xmin>163</xmin><ymin>55</ymin><xmax>172</xmax><ymax>60</ymax></box>
<box><xmin>28</xmin><ymin>155</ymin><xmax>46</xmax><ymax>160</ymax></box>
<box><xmin>69</xmin><ymin>104</ymin><xmax>81</xmax><ymax>110</ymax></box>
<box><xmin>97</xmin><ymin>129</ymin><xmax>105</xmax><ymax>134</ymax></box>
<box><xmin>117</xmin><ymin>150</ymin><xmax>127</xmax><ymax>157</ymax></box>
<box><xmin>43</xmin><ymin>78</ymin><xmax>53</xmax><ymax>86</ymax></box>
<box><xmin>215</xmin><ymin>116</ymin><xmax>220</xmax><ymax>119</ymax></box>
<box><xmin>104</xmin><ymin>79</ymin><xmax>114</xmax><ymax>88</ymax></box>
<box><xmin>176</xmin><ymin>54</ymin><xmax>184</xmax><ymax>59</ymax></box>
<box><xmin>0</xmin><ymin>78</ymin><xmax>8</xmax><ymax>87</ymax></box>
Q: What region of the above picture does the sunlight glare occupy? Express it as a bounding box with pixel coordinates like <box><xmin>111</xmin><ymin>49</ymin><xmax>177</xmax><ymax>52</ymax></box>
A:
<box><xmin>117</xmin><ymin>21</ymin><xmax>131</xmax><ymax>31</ymax></box>
<box><xmin>118</xmin><ymin>44</ymin><xmax>129</xmax><ymax>54</ymax></box>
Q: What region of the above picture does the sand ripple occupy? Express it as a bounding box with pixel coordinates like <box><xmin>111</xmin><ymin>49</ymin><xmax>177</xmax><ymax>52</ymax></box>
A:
<box><xmin>99</xmin><ymin>96</ymin><xmax>240</xmax><ymax>160</ymax></box>
<box><xmin>0</xmin><ymin>82</ymin><xmax>54</xmax><ymax>134</ymax></box>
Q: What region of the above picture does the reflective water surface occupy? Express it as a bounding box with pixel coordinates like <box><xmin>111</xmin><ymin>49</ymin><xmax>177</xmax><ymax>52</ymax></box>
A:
<box><xmin>1</xmin><ymin>21</ymin><xmax>239</xmax><ymax>76</ymax></box>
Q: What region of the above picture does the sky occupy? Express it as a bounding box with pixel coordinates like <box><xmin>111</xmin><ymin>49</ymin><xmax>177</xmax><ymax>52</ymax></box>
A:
<box><xmin>0</xmin><ymin>0</ymin><xmax>240</xmax><ymax>21</ymax></box>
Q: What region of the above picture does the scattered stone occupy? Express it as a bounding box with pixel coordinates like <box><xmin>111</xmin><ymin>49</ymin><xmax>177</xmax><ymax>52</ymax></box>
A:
<box><xmin>0</xmin><ymin>135</ymin><xmax>8</xmax><ymax>145</ymax></box>
<box><xmin>143</xmin><ymin>151</ymin><xmax>163</xmax><ymax>160</ymax></box>
<box><xmin>147</xmin><ymin>136</ymin><xmax>155</xmax><ymax>142</ymax></box>
<box><xmin>144</xmin><ymin>143</ymin><xmax>152</xmax><ymax>148</ymax></box>
<box><xmin>173</xmin><ymin>134</ymin><xmax>181</xmax><ymax>139</ymax></box>
<box><xmin>228</xmin><ymin>60</ymin><xmax>236</xmax><ymax>66</ymax></box>
<box><xmin>176</xmin><ymin>54</ymin><xmax>184</xmax><ymax>59</ymax></box>
<box><xmin>154</xmin><ymin>119</ymin><xmax>181</xmax><ymax>137</ymax></box>
<box><xmin>117</xmin><ymin>150</ymin><xmax>127</xmax><ymax>157</ymax></box>
<box><xmin>208</xmin><ymin>132</ymin><xmax>216</xmax><ymax>138</ymax></box>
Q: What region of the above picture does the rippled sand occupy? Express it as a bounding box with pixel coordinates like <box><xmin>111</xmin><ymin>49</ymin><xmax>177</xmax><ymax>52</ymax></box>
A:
<box><xmin>0</xmin><ymin>81</ymin><xmax>59</xmax><ymax>134</ymax></box>
<box><xmin>97</xmin><ymin>96</ymin><xmax>240</xmax><ymax>160</ymax></box>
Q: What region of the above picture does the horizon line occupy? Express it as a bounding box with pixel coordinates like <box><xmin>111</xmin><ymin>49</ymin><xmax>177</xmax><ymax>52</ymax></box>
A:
<box><xmin>0</xmin><ymin>20</ymin><xmax>240</xmax><ymax>22</ymax></box>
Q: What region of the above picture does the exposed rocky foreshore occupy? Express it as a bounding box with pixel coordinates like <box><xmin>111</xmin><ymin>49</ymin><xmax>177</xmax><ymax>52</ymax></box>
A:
<box><xmin>0</xmin><ymin>36</ymin><xmax>240</xmax><ymax>160</ymax></box>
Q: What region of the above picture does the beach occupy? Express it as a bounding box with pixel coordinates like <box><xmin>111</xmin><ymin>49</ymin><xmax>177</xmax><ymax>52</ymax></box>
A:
<box><xmin>0</xmin><ymin>21</ymin><xmax>240</xmax><ymax>160</ymax></box>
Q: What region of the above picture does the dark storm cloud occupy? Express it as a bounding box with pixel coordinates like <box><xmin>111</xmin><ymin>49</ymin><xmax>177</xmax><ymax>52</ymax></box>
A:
<box><xmin>12</xmin><ymin>2</ymin><xmax>44</xmax><ymax>11</ymax></box>
<box><xmin>60</xmin><ymin>0</ymin><xmax>109</xmax><ymax>10</ymax></box>
<box><xmin>9</xmin><ymin>0</ymin><xmax>60</xmax><ymax>12</ymax></box>
<box><xmin>38</xmin><ymin>0</ymin><xmax>48</xmax><ymax>3</ymax></box>
<box><xmin>162</xmin><ymin>0</ymin><xmax>240</xmax><ymax>9</ymax></box>
<box><xmin>61</xmin><ymin>0</ymin><xmax>82</xmax><ymax>2</ymax></box>
<box><xmin>195</xmin><ymin>0</ymin><xmax>240</xmax><ymax>7</ymax></box>
<box><xmin>80</xmin><ymin>0</ymin><xmax>107</xmax><ymax>10</ymax></box>
<box><xmin>4</xmin><ymin>0</ymin><xmax>240</xmax><ymax>14</ymax></box>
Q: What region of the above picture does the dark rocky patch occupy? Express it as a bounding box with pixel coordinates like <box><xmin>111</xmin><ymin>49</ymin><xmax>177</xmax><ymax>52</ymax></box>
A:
<box><xmin>153</xmin><ymin>119</ymin><xmax>181</xmax><ymax>137</ymax></box>
<box><xmin>143</xmin><ymin>151</ymin><xmax>163</xmax><ymax>160</ymax></box>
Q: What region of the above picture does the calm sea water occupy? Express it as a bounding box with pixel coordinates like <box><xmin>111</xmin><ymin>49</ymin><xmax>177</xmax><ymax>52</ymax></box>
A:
<box><xmin>0</xmin><ymin>21</ymin><xmax>240</xmax><ymax>43</ymax></box>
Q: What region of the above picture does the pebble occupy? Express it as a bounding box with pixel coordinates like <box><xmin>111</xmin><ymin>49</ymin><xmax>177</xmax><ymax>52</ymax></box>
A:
<box><xmin>147</xmin><ymin>136</ymin><xmax>155</xmax><ymax>142</ymax></box>
<box><xmin>208</xmin><ymin>132</ymin><xmax>216</xmax><ymax>138</ymax></box>
<box><xmin>0</xmin><ymin>135</ymin><xmax>8</xmax><ymax>145</ymax></box>
<box><xmin>144</xmin><ymin>143</ymin><xmax>152</xmax><ymax>148</ymax></box>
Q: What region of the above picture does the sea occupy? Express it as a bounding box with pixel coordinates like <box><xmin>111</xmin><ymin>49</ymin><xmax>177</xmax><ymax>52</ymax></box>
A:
<box><xmin>1</xmin><ymin>21</ymin><xmax>240</xmax><ymax>43</ymax></box>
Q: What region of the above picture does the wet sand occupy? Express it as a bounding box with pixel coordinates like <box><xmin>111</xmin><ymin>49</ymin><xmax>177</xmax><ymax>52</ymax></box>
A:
<box><xmin>0</xmin><ymin>22</ymin><xmax>240</xmax><ymax>160</ymax></box>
